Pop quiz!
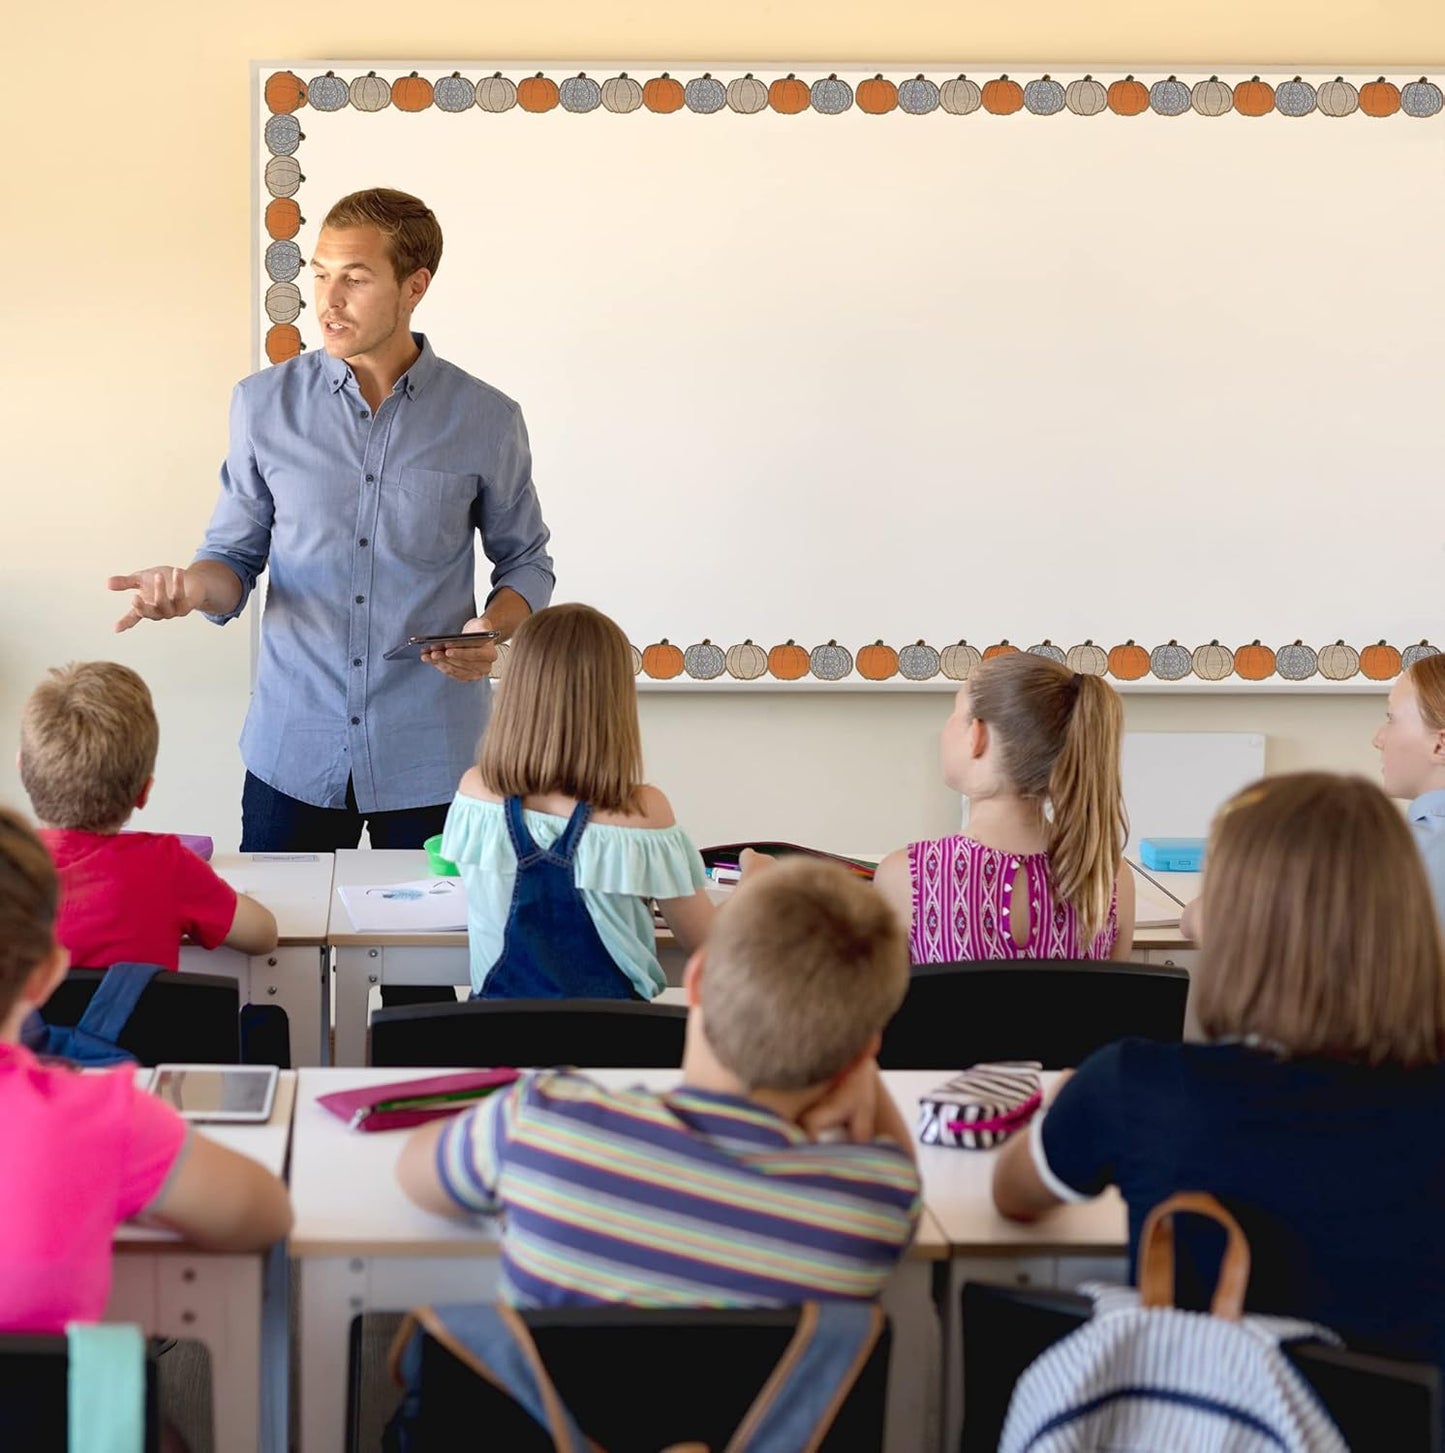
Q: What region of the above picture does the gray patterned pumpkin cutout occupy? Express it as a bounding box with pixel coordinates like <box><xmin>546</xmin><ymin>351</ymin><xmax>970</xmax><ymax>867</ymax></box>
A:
<box><xmin>264</xmin><ymin>240</ymin><xmax>303</xmax><ymax>283</ymax></box>
<box><xmin>1318</xmin><ymin>640</ymin><xmax>1360</xmax><ymax>680</ymax></box>
<box><xmin>1275</xmin><ymin>640</ymin><xmax>1318</xmax><ymax>681</ymax></box>
<box><xmin>1403</xmin><ymin>640</ymin><xmax>1442</xmax><ymax>669</ymax></box>
<box><xmin>477</xmin><ymin>73</ymin><xmax>518</xmax><ymax>113</ymax></box>
<box><xmin>559</xmin><ymin>74</ymin><xmax>602</xmax><ymax>113</ymax></box>
<box><xmin>1150</xmin><ymin>76</ymin><xmax>1191</xmax><ymax>116</ymax></box>
<box><xmin>1065</xmin><ymin>640</ymin><xmax>1108</xmax><ymax>676</ymax></box>
<box><xmin>601</xmin><ymin>74</ymin><xmax>642</xmax><ymax>114</ymax></box>
<box><xmin>308</xmin><ymin>71</ymin><xmax>349</xmax><ymax>112</ymax></box>
<box><xmin>1024</xmin><ymin>76</ymin><xmax>1066</xmax><ymax>116</ymax></box>
<box><xmin>685</xmin><ymin>74</ymin><xmax>726</xmax><ymax>114</ymax></box>
<box><xmin>1191</xmin><ymin>76</ymin><xmax>1233</xmax><ymax>117</ymax></box>
<box><xmin>811</xmin><ymin>74</ymin><xmax>853</xmax><ymax>115</ymax></box>
<box><xmin>1275</xmin><ymin>77</ymin><xmax>1317</xmax><ymax>117</ymax></box>
<box><xmin>898</xmin><ymin>640</ymin><xmax>941</xmax><ymax>680</ymax></box>
<box><xmin>1027</xmin><ymin>639</ymin><xmax>1067</xmax><ymax>665</ymax></box>
<box><xmin>1066</xmin><ymin>76</ymin><xmax>1108</xmax><ymax>116</ymax></box>
<box><xmin>727</xmin><ymin>74</ymin><xmax>769</xmax><ymax>115</ymax></box>
<box><xmin>1149</xmin><ymin>640</ymin><xmax>1192</xmax><ymax>681</ymax></box>
<box><xmin>725</xmin><ymin>640</ymin><xmax>768</xmax><ymax>680</ymax></box>
<box><xmin>683</xmin><ymin>640</ymin><xmax>726</xmax><ymax>680</ymax></box>
<box><xmin>265</xmin><ymin>281</ymin><xmax>303</xmax><ymax>324</ymax></box>
<box><xmin>940</xmin><ymin>75</ymin><xmax>982</xmax><ymax>115</ymax></box>
<box><xmin>351</xmin><ymin>72</ymin><xmax>391</xmax><ymax>112</ymax></box>
<box><xmin>434</xmin><ymin>73</ymin><xmax>476</xmax><ymax>112</ymax></box>
<box><xmin>898</xmin><ymin>75</ymin><xmax>940</xmax><ymax>115</ymax></box>
<box><xmin>264</xmin><ymin>156</ymin><xmax>302</xmax><ymax>199</ymax></box>
<box><xmin>265</xmin><ymin>114</ymin><xmax>303</xmax><ymax>156</ymax></box>
<box><xmin>1317</xmin><ymin>78</ymin><xmax>1359</xmax><ymax>117</ymax></box>
<box><xmin>1403</xmin><ymin>78</ymin><xmax>1444</xmax><ymax>117</ymax></box>
<box><xmin>940</xmin><ymin>640</ymin><xmax>982</xmax><ymax>681</ymax></box>
<box><xmin>1192</xmin><ymin>640</ymin><xmax>1234</xmax><ymax>681</ymax></box>
<box><xmin>810</xmin><ymin>640</ymin><xmax>854</xmax><ymax>681</ymax></box>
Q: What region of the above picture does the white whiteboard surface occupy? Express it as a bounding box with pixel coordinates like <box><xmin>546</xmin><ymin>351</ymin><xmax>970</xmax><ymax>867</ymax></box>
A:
<box><xmin>1121</xmin><ymin>730</ymin><xmax>1265</xmax><ymax>845</ymax></box>
<box><xmin>255</xmin><ymin>64</ymin><xmax>1445</xmax><ymax>687</ymax></box>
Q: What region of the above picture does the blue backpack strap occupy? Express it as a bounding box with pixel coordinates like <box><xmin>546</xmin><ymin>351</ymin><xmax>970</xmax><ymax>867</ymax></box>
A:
<box><xmin>725</xmin><ymin>1301</ymin><xmax>886</xmax><ymax>1453</ymax></box>
<box><xmin>75</xmin><ymin>963</ymin><xmax>164</xmax><ymax>1045</ymax></box>
<box><xmin>550</xmin><ymin>802</ymin><xmax>592</xmax><ymax>865</ymax></box>
<box><xmin>66</xmin><ymin>1321</ymin><xmax>146</xmax><ymax>1453</ymax></box>
<box><xmin>502</xmin><ymin>796</ymin><xmax>543</xmax><ymax>865</ymax></box>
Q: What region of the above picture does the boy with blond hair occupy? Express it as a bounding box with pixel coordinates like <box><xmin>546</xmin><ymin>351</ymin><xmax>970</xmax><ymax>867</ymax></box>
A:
<box><xmin>19</xmin><ymin>662</ymin><xmax>276</xmax><ymax>969</ymax></box>
<box><xmin>398</xmin><ymin>858</ymin><xmax>920</xmax><ymax>1306</ymax></box>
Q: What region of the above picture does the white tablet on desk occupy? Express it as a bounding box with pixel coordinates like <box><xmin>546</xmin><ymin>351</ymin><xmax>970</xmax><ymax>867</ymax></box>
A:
<box><xmin>149</xmin><ymin>1065</ymin><xmax>279</xmax><ymax>1123</ymax></box>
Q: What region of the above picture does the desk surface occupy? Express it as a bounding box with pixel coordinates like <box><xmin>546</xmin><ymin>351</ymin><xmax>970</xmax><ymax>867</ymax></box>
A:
<box><xmin>211</xmin><ymin>853</ymin><xmax>336</xmax><ymax>945</ymax></box>
<box><xmin>291</xmin><ymin>1068</ymin><xmax>947</xmax><ymax>1260</ymax></box>
<box><xmin>329</xmin><ymin>848</ymin><xmax>468</xmax><ymax>948</ymax></box>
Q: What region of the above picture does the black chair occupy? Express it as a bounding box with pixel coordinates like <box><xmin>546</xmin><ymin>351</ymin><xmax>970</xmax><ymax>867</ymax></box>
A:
<box><xmin>369</xmin><ymin>998</ymin><xmax>690</xmax><ymax>1068</ymax></box>
<box><xmin>959</xmin><ymin>1281</ymin><xmax>1440</xmax><ymax>1453</ymax></box>
<box><xmin>878</xmin><ymin>960</ymin><xmax>1189</xmax><ymax>1069</ymax></box>
<box><xmin>0</xmin><ymin>1334</ymin><xmax>160</xmax><ymax>1451</ymax></box>
<box><xmin>41</xmin><ymin>968</ymin><xmax>241</xmax><ymax>1066</ymax></box>
<box><xmin>364</xmin><ymin>1306</ymin><xmax>890</xmax><ymax>1452</ymax></box>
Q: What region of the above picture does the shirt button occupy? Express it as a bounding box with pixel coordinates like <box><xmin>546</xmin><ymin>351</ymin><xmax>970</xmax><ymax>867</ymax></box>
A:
<box><xmin>355</xmin><ymin>594</ymin><xmax>365</xmax><ymax>604</ymax></box>
<box><xmin>358</xmin><ymin>410</ymin><xmax>367</xmax><ymax>419</ymax></box>
<box><xmin>350</xmin><ymin>716</ymin><xmax>361</xmax><ymax>726</ymax></box>
<box><xmin>365</xmin><ymin>473</ymin><xmax>375</xmax><ymax>483</ymax></box>
<box><xmin>352</xmin><ymin>657</ymin><xmax>362</xmax><ymax>667</ymax></box>
<box><xmin>358</xmin><ymin>537</ymin><xmax>369</xmax><ymax>547</ymax></box>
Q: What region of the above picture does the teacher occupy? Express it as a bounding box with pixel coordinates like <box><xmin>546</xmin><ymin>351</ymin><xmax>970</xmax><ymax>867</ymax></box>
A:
<box><xmin>109</xmin><ymin>188</ymin><xmax>555</xmax><ymax>853</ymax></box>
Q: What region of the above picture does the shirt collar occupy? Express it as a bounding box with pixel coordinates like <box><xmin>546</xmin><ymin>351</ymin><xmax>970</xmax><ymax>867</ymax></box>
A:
<box><xmin>665</xmin><ymin>1085</ymin><xmax>809</xmax><ymax>1146</ymax></box>
<box><xmin>321</xmin><ymin>332</ymin><xmax>438</xmax><ymax>400</ymax></box>
<box><xmin>1408</xmin><ymin>788</ymin><xmax>1445</xmax><ymax>824</ymax></box>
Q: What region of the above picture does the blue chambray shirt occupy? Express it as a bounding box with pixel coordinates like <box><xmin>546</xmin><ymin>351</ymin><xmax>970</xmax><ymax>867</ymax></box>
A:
<box><xmin>1409</xmin><ymin>788</ymin><xmax>1445</xmax><ymax>925</ymax></box>
<box><xmin>194</xmin><ymin>334</ymin><xmax>554</xmax><ymax>813</ymax></box>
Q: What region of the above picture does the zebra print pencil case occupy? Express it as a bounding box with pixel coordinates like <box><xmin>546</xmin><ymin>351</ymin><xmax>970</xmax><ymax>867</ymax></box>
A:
<box><xmin>916</xmin><ymin>1062</ymin><xmax>1044</xmax><ymax>1149</ymax></box>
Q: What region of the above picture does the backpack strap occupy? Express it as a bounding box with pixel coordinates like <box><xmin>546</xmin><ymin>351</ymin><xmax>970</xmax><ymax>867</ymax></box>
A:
<box><xmin>74</xmin><ymin>963</ymin><xmax>164</xmax><ymax>1046</ymax></box>
<box><xmin>1138</xmin><ymin>1190</ymin><xmax>1251</xmax><ymax>1321</ymax></box>
<box><xmin>66</xmin><ymin>1321</ymin><xmax>146</xmax><ymax>1453</ymax></box>
<box><xmin>724</xmin><ymin>1302</ymin><xmax>886</xmax><ymax>1453</ymax></box>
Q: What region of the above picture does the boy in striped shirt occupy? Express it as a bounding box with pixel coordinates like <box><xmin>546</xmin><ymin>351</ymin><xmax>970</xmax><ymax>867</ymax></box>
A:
<box><xmin>397</xmin><ymin>858</ymin><xmax>921</xmax><ymax>1307</ymax></box>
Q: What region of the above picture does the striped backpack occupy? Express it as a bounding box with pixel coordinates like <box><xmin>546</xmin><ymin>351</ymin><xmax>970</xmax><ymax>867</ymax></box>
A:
<box><xmin>1000</xmin><ymin>1193</ymin><xmax>1348</xmax><ymax>1453</ymax></box>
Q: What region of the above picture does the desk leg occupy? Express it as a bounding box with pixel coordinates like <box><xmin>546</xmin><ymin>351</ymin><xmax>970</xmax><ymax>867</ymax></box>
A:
<box><xmin>880</xmin><ymin>1258</ymin><xmax>942</xmax><ymax>1453</ymax></box>
<box><xmin>250</xmin><ymin>945</ymin><xmax>329</xmax><ymax>1068</ymax></box>
<box><xmin>332</xmin><ymin>947</ymin><xmax>377</xmax><ymax>1068</ymax></box>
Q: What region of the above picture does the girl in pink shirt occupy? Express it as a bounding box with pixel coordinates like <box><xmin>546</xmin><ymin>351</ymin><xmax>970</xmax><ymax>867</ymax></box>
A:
<box><xmin>875</xmin><ymin>653</ymin><xmax>1135</xmax><ymax>963</ymax></box>
<box><xmin>0</xmin><ymin>808</ymin><xmax>292</xmax><ymax>1333</ymax></box>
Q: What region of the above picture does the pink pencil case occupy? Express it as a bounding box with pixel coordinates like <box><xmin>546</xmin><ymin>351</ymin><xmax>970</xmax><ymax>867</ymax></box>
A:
<box><xmin>317</xmin><ymin>1069</ymin><xmax>521</xmax><ymax>1132</ymax></box>
<box><xmin>916</xmin><ymin>1062</ymin><xmax>1043</xmax><ymax>1150</ymax></box>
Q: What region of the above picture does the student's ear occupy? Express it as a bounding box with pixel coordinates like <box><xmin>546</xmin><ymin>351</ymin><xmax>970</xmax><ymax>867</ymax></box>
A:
<box><xmin>682</xmin><ymin>949</ymin><xmax>706</xmax><ymax>1008</ymax></box>
<box><xmin>1431</xmin><ymin>727</ymin><xmax>1445</xmax><ymax>766</ymax></box>
<box><xmin>969</xmin><ymin>716</ymin><xmax>990</xmax><ymax>761</ymax></box>
<box><xmin>135</xmin><ymin>776</ymin><xmax>154</xmax><ymax>811</ymax></box>
<box><xmin>23</xmin><ymin>943</ymin><xmax>70</xmax><ymax>1011</ymax></box>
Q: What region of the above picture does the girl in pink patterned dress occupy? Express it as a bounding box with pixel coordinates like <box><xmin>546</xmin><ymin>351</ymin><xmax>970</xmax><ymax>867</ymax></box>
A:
<box><xmin>875</xmin><ymin>653</ymin><xmax>1135</xmax><ymax>963</ymax></box>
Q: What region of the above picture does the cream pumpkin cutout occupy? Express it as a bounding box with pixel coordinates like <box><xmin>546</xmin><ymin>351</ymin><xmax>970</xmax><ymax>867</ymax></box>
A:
<box><xmin>1191</xmin><ymin>640</ymin><xmax>1235</xmax><ymax>682</ymax></box>
<box><xmin>940</xmin><ymin>75</ymin><xmax>982</xmax><ymax>115</ymax></box>
<box><xmin>350</xmin><ymin>72</ymin><xmax>392</xmax><ymax>112</ymax></box>
<box><xmin>1066</xmin><ymin>76</ymin><xmax>1108</xmax><ymax>116</ymax></box>
<box><xmin>629</xmin><ymin>644</ymin><xmax>643</xmax><ymax>677</ymax></box>
<box><xmin>726</xmin><ymin>74</ymin><xmax>769</xmax><ymax>115</ymax></box>
<box><xmin>940</xmin><ymin>641</ymin><xmax>983</xmax><ymax>681</ymax></box>
<box><xmin>1065</xmin><ymin>641</ymin><xmax>1108</xmax><ymax>677</ymax></box>
<box><xmin>477</xmin><ymin>73</ymin><xmax>518</xmax><ymax>113</ymax></box>
<box><xmin>1318</xmin><ymin>640</ymin><xmax>1360</xmax><ymax>681</ymax></box>
<box><xmin>641</xmin><ymin>640</ymin><xmax>684</xmax><ymax>680</ymax></box>
<box><xmin>725</xmin><ymin>640</ymin><xmax>768</xmax><ymax>680</ymax></box>
<box><xmin>602</xmin><ymin>74</ymin><xmax>643</xmax><ymax>114</ymax></box>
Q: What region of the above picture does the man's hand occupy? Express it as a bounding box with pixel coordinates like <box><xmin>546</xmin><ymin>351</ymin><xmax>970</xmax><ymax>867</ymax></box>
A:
<box><xmin>108</xmin><ymin>567</ymin><xmax>197</xmax><ymax>633</ymax></box>
<box><xmin>799</xmin><ymin>1058</ymin><xmax>886</xmax><ymax>1145</ymax></box>
<box><xmin>424</xmin><ymin>616</ymin><xmax>500</xmax><ymax>681</ymax></box>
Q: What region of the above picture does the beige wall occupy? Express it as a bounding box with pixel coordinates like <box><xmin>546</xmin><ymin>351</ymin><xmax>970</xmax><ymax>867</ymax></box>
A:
<box><xmin>5</xmin><ymin>2</ymin><xmax>1438</xmax><ymax>849</ymax></box>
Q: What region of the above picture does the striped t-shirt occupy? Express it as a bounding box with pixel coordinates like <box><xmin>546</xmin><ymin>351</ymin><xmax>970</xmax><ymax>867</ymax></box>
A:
<box><xmin>436</xmin><ymin>1071</ymin><xmax>922</xmax><ymax>1308</ymax></box>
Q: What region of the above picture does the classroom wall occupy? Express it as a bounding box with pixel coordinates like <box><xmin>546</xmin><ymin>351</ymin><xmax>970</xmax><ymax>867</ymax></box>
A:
<box><xmin>5</xmin><ymin>0</ymin><xmax>1439</xmax><ymax>850</ymax></box>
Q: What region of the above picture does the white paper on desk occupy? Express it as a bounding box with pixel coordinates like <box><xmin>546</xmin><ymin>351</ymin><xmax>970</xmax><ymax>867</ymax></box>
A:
<box><xmin>1129</xmin><ymin>868</ymin><xmax>1185</xmax><ymax>929</ymax></box>
<box><xmin>338</xmin><ymin>879</ymin><xmax>468</xmax><ymax>931</ymax></box>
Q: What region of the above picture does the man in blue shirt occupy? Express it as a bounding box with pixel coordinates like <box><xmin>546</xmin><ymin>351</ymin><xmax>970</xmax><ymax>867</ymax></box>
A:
<box><xmin>109</xmin><ymin>190</ymin><xmax>554</xmax><ymax>852</ymax></box>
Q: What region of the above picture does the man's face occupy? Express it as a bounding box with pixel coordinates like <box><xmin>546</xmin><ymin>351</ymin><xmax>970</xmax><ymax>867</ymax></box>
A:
<box><xmin>310</xmin><ymin>225</ymin><xmax>418</xmax><ymax>361</ymax></box>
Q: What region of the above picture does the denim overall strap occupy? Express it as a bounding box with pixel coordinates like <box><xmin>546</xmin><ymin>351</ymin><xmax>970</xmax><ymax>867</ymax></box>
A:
<box><xmin>551</xmin><ymin>801</ymin><xmax>593</xmax><ymax>863</ymax></box>
<box><xmin>502</xmin><ymin>795</ymin><xmax>545</xmax><ymax>865</ymax></box>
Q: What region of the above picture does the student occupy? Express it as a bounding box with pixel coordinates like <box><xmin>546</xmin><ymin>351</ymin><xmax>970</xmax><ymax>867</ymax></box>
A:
<box><xmin>18</xmin><ymin>663</ymin><xmax>277</xmax><ymax>970</ymax></box>
<box><xmin>1374</xmin><ymin>653</ymin><xmax>1445</xmax><ymax>922</ymax></box>
<box><xmin>0</xmin><ymin>807</ymin><xmax>292</xmax><ymax>1332</ymax></box>
<box><xmin>874</xmin><ymin>653</ymin><xmax>1135</xmax><ymax>963</ymax></box>
<box><xmin>994</xmin><ymin>773</ymin><xmax>1445</xmax><ymax>1372</ymax></box>
<box><xmin>397</xmin><ymin>858</ymin><xmax>921</xmax><ymax>1305</ymax></box>
<box><xmin>440</xmin><ymin>603</ymin><xmax>714</xmax><ymax>1000</ymax></box>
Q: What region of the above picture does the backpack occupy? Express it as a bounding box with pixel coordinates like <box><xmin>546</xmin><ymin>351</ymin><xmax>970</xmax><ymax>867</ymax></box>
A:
<box><xmin>21</xmin><ymin>962</ymin><xmax>163</xmax><ymax>1067</ymax></box>
<box><xmin>1000</xmin><ymin>1192</ymin><xmax>1348</xmax><ymax>1453</ymax></box>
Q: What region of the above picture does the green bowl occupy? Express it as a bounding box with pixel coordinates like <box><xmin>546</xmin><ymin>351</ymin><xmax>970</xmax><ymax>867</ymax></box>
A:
<box><xmin>424</xmin><ymin>834</ymin><xmax>459</xmax><ymax>876</ymax></box>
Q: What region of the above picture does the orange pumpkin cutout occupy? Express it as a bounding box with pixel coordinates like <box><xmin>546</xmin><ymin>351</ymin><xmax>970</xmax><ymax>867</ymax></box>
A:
<box><xmin>1360</xmin><ymin>640</ymin><xmax>1403</xmax><ymax>679</ymax></box>
<box><xmin>517</xmin><ymin>74</ymin><xmax>560</xmax><ymax>113</ymax></box>
<box><xmin>981</xmin><ymin>76</ymin><xmax>1024</xmax><ymax>115</ymax></box>
<box><xmin>1106</xmin><ymin>76</ymin><xmax>1149</xmax><ymax>116</ymax></box>
<box><xmin>264</xmin><ymin>71</ymin><xmax>308</xmax><ymax>114</ymax></box>
<box><xmin>1234</xmin><ymin>640</ymin><xmax>1277</xmax><ymax>681</ymax></box>
<box><xmin>641</xmin><ymin>640</ymin><xmax>684</xmax><ymax>680</ymax></box>
<box><xmin>265</xmin><ymin>198</ymin><xmax>302</xmax><ymax>240</ymax></box>
<box><xmin>768</xmin><ymin>640</ymin><xmax>810</xmax><ymax>680</ymax></box>
<box><xmin>393</xmin><ymin>72</ymin><xmax>434</xmax><ymax>112</ymax></box>
<box><xmin>643</xmin><ymin>74</ymin><xmax>685</xmax><ymax>113</ymax></box>
<box><xmin>1360</xmin><ymin>78</ymin><xmax>1401</xmax><ymax>117</ymax></box>
<box><xmin>1234</xmin><ymin>77</ymin><xmax>1276</xmax><ymax>117</ymax></box>
<box><xmin>1107</xmin><ymin>640</ymin><xmax>1150</xmax><ymax>680</ymax></box>
<box><xmin>857</xmin><ymin>641</ymin><xmax>899</xmax><ymax>680</ymax></box>
<box><xmin>265</xmin><ymin>324</ymin><xmax>303</xmax><ymax>364</ymax></box>
<box><xmin>857</xmin><ymin>75</ymin><xmax>899</xmax><ymax>115</ymax></box>
<box><xmin>983</xmin><ymin>640</ymin><xmax>1020</xmax><ymax>661</ymax></box>
<box><xmin>769</xmin><ymin>75</ymin><xmax>811</xmax><ymax>115</ymax></box>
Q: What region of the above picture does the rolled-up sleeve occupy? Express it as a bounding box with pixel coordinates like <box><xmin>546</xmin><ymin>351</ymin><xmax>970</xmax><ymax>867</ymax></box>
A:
<box><xmin>478</xmin><ymin>403</ymin><xmax>554</xmax><ymax>613</ymax></box>
<box><xmin>193</xmin><ymin>383</ymin><xmax>275</xmax><ymax>624</ymax></box>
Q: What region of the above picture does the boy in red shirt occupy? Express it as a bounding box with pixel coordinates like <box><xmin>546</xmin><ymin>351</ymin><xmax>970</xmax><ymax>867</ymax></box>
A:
<box><xmin>19</xmin><ymin>662</ymin><xmax>276</xmax><ymax>970</ymax></box>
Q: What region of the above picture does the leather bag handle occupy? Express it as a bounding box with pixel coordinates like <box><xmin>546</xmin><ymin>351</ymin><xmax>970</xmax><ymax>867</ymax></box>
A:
<box><xmin>1137</xmin><ymin>1190</ymin><xmax>1251</xmax><ymax>1322</ymax></box>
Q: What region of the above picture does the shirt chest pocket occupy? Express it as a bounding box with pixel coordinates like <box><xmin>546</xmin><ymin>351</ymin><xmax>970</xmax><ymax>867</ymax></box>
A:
<box><xmin>385</xmin><ymin>467</ymin><xmax>479</xmax><ymax>568</ymax></box>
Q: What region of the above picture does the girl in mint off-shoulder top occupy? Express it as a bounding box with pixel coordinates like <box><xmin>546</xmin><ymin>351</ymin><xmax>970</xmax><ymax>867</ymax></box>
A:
<box><xmin>440</xmin><ymin>604</ymin><xmax>714</xmax><ymax>999</ymax></box>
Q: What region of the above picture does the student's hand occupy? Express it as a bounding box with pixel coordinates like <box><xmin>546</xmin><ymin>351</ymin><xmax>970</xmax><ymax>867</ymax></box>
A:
<box><xmin>109</xmin><ymin>566</ymin><xmax>197</xmax><ymax>632</ymax></box>
<box><xmin>739</xmin><ymin>848</ymin><xmax>778</xmax><ymax>881</ymax></box>
<box><xmin>800</xmin><ymin>1058</ymin><xmax>885</xmax><ymax>1145</ymax></box>
<box><xmin>425</xmin><ymin>616</ymin><xmax>500</xmax><ymax>681</ymax></box>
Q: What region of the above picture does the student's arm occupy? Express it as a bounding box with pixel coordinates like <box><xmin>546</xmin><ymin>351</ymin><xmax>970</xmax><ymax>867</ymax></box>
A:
<box><xmin>657</xmin><ymin>889</ymin><xmax>715</xmax><ymax>955</ymax></box>
<box><xmin>395</xmin><ymin>1120</ymin><xmax>467</xmax><ymax>1218</ymax></box>
<box><xmin>1109</xmin><ymin>860</ymin><xmax>1136</xmax><ymax>961</ymax></box>
<box><xmin>1179</xmin><ymin>895</ymin><xmax>1202</xmax><ymax>943</ymax></box>
<box><xmin>799</xmin><ymin>1059</ymin><xmax>917</xmax><ymax>1164</ymax></box>
<box><xmin>397</xmin><ymin>1084</ymin><xmax>516</xmax><ymax>1219</ymax></box>
<box><xmin>993</xmin><ymin>1123</ymin><xmax>1069</xmax><ymax>1222</ymax></box>
<box><xmin>142</xmin><ymin>1134</ymin><xmax>292</xmax><ymax>1250</ymax></box>
<box><xmin>871</xmin><ymin>849</ymin><xmax>914</xmax><ymax>935</ymax></box>
<box><xmin>224</xmin><ymin>893</ymin><xmax>280</xmax><ymax>955</ymax></box>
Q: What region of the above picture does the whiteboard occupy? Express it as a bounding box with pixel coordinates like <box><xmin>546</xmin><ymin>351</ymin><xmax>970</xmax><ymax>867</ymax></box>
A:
<box><xmin>1120</xmin><ymin>730</ymin><xmax>1265</xmax><ymax>845</ymax></box>
<box><xmin>255</xmin><ymin>64</ymin><xmax>1445</xmax><ymax>688</ymax></box>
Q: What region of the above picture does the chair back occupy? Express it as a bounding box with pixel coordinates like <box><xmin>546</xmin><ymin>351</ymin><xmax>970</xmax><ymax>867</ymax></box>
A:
<box><xmin>960</xmin><ymin>1281</ymin><xmax>1440</xmax><ymax>1453</ymax></box>
<box><xmin>879</xmin><ymin>960</ymin><xmax>1188</xmax><ymax>1069</ymax></box>
<box><xmin>368</xmin><ymin>998</ymin><xmax>689</xmax><ymax>1069</ymax></box>
<box><xmin>0</xmin><ymin>1334</ymin><xmax>159</xmax><ymax>1452</ymax></box>
<box><xmin>42</xmin><ymin>968</ymin><xmax>241</xmax><ymax>1065</ymax></box>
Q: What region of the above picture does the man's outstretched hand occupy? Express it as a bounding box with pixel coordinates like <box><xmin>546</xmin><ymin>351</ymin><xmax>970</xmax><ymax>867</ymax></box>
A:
<box><xmin>108</xmin><ymin>567</ymin><xmax>196</xmax><ymax>633</ymax></box>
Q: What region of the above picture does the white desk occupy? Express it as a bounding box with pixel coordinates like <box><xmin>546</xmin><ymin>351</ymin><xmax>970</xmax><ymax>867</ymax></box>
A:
<box><xmin>291</xmin><ymin>1067</ymin><xmax>947</xmax><ymax>1453</ymax></box>
<box><xmin>181</xmin><ymin>853</ymin><xmax>336</xmax><ymax>1066</ymax></box>
<box><xmin>109</xmin><ymin>1072</ymin><xmax>298</xmax><ymax>1453</ymax></box>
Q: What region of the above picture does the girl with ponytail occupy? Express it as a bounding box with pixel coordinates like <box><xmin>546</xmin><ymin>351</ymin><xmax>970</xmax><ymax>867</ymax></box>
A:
<box><xmin>875</xmin><ymin>653</ymin><xmax>1134</xmax><ymax>962</ymax></box>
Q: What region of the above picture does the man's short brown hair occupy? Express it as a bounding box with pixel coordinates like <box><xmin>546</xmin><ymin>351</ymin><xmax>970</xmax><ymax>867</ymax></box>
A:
<box><xmin>0</xmin><ymin>808</ymin><xmax>58</xmax><ymax>1021</ymax></box>
<box><xmin>700</xmin><ymin>859</ymin><xmax>910</xmax><ymax>1090</ymax></box>
<box><xmin>19</xmin><ymin>662</ymin><xmax>159</xmax><ymax>832</ymax></box>
<box><xmin>323</xmin><ymin>188</ymin><xmax>443</xmax><ymax>281</ymax></box>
